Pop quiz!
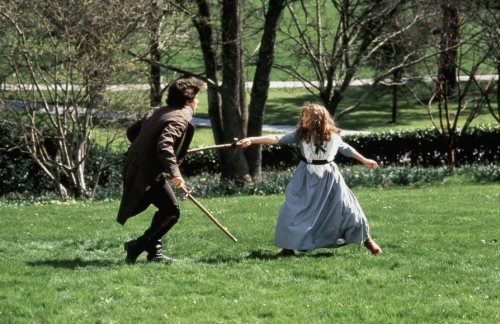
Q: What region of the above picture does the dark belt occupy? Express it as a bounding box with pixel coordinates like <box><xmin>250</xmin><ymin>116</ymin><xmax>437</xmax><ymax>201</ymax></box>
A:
<box><xmin>300</xmin><ymin>156</ymin><xmax>333</xmax><ymax>165</ymax></box>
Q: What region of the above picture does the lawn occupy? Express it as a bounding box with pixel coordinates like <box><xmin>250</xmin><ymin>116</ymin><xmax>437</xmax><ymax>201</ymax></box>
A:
<box><xmin>0</xmin><ymin>183</ymin><xmax>498</xmax><ymax>322</ymax></box>
<box><xmin>93</xmin><ymin>84</ymin><xmax>498</xmax><ymax>150</ymax></box>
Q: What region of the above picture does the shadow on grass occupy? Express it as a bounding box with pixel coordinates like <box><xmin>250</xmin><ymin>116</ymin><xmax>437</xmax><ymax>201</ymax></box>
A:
<box><xmin>245</xmin><ymin>249</ymin><xmax>340</xmax><ymax>260</ymax></box>
<box><xmin>197</xmin><ymin>249</ymin><xmax>311</xmax><ymax>263</ymax></box>
<box><xmin>245</xmin><ymin>250</ymin><xmax>278</xmax><ymax>260</ymax></box>
<box><xmin>196</xmin><ymin>254</ymin><xmax>244</xmax><ymax>265</ymax></box>
<box><xmin>27</xmin><ymin>257</ymin><xmax>120</xmax><ymax>269</ymax></box>
<box><xmin>245</xmin><ymin>247</ymin><xmax>369</xmax><ymax>260</ymax></box>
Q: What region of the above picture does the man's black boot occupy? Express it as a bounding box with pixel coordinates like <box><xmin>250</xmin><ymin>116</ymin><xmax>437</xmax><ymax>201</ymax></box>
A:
<box><xmin>124</xmin><ymin>237</ymin><xmax>148</xmax><ymax>264</ymax></box>
<box><xmin>146</xmin><ymin>239</ymin><xmax>174</xmax><ymax>263</ymax></box>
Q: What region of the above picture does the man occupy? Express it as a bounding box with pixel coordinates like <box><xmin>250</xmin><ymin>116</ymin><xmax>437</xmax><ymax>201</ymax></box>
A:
<box><xmin>116</xmin><ymin>78</ymin><xmax>204</xmax><ymax>263</ymax></box>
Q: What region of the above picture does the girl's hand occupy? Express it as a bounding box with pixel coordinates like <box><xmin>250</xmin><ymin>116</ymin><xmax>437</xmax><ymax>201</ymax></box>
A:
<box><xmin>237</xmin><ymin>138</ymin><xmax>252</xmax><ymax>149</ymax></box>
<box><xmin>364</xmin><ymin>159</ymin><xmax>379</xmax><ymax>170</ymax></box>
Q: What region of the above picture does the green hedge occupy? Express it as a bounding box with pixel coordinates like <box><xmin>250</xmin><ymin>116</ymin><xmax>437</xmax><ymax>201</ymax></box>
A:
<box><xmin>181</xmin><ymin>125</ymin><xmax>500</xmax><ymax>174</ymax></box>
<box><xmin>179</xmin><ymin>164</ymin><xmax>499</xmax><ymax>198</ymax></box>
<box><xmin>0</xmin><ymin>125</ymin><xmax>53</xmax><ymax>195</ymax></box>
<box><xmin>1</xmin><ymin>124</ymin><xmax>498</xmax><ymax>197</ymax></box>
<box><xmin>338</xmin><ymin>124</ymin><xmax>500</xmax><ymax>167</ymax></box>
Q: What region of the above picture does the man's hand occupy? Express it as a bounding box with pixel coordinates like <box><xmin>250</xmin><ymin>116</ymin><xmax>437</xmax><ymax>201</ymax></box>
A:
<box><xmin>171</xmin><ymin>176</ymin><xmax>185</xmax><ymax>188</ymax></box>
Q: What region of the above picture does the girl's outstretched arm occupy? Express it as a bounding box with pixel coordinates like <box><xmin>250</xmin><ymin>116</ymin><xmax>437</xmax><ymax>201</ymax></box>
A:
<box><xmin>352</xmin><ymin>151</ymin><xmax>379</xmax><ymax>169</ymax></box>
<box><xmin>237</xmin><ymin>135</ymin><xmax>281</xmax><ymax>148</ymax></box>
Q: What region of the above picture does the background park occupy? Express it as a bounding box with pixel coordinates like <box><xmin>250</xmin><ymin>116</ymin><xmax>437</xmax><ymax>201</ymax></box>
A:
<box><xmin>0</xmin><ymin>1</ymin><xmax>498</xmax><ymax>323</ymax></box>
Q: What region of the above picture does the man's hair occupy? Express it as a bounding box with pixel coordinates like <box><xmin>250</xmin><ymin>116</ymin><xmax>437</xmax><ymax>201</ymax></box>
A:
<box><xmin>166</xmin><ymin>78</ymin><xmax>205</xmax><ymax>107</ymax></box>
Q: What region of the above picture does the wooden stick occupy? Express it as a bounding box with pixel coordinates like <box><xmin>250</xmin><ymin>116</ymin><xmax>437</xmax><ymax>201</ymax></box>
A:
<box><xmin>187</xmin><ymin>138</ymin><xmax>239</xmax><ymax>153</ymax></box>
<box><xmin>181</xmin><ymin>187</ymin><xmax>238</xmax><ymax>242</ymax></box>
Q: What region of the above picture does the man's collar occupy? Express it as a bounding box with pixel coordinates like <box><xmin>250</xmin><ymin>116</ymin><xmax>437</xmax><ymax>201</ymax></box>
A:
<box><xmin>185</xmin><ymin>105</ymin><xmax>194</xmax><ymax>116</ymax></box>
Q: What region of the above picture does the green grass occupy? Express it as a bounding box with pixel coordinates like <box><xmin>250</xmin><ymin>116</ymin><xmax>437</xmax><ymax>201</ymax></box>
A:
<box><xmin>0</xmin><ymin>183</ymin><xmax>498</xmax><ymax>322</ymax></box>
<box><xmin>91</xmin><ymin>83</ymin><xmax>498</xmax><ymax>150</ymax></box>
<box><xmin>260</xmin><ymin>85</ymin><xmax>498</xmax><ymax>132</ymax></box>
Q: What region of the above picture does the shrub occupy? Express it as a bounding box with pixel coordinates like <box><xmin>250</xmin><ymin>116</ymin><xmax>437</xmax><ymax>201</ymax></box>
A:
<box><xmin>181</xmin><ymin>164</ymin><xmax>498</xmax><ymax>198</ymax></box>
<box><xmin>0</xmin><ymin>123</ymin><xmax>53</xmax><ymax>195</ymax></box>
<box><xmin>0</xmin><ymin>122</ymin><xmax>124</xmax><ymax>197</ymax></box>
<box><xmin>1</xmin><ymin>123</ymin><xmax>498</xmax><ymax>198</ymax></box>
<box><xmin>180</xmin><ymin>124</ymin><xmax>500</xmax><ymax>174</ymax></box>
<box><xmin>457</xmin><ymin>164</ymin><xmax>500</xmax><ymax>183</ymax></box>
<box><xmin>338</xmin><ymin>124</ymin><xmax>500</xmax><ymax>167</ymax></box>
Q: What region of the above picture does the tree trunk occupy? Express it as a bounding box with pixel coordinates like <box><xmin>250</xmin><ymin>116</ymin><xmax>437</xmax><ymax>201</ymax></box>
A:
<box><xmin>391</xmin><ymin>68</ymin><xmax>402</xmax><ymax>123</ymax></box>
<box><xmin>246</xmin><ymin>0</ymin><xmax>289</xmax><ymax>181</ymax></box>
<box><xmin>497</xmin><ymin>62</ymin><xmax>500</xmax><ymax>118</ymax></box>
<box><xmin>438</xmin><ymin>4</ymin><xmax>459</xmax><ymax>97</ymax></box>
<box><xmin>220</xmin><ymin>0</ymin><xmax>250</xmax><ymax>181</ymax></box>
<box><xmin>148</xmin><ymin>1</ymin><xmax>163</xmax><ymax>108</ymax></box>
<box><xmin>447</xmin><ymin>143</ymin><xmax>456</xmax><ymax>169</ymax></box>
<box><xmin>74</xmin><ymin>139</ymin><xmax>89</xmax><ymax>198</ymax></box>
<box><xmin>193</xmin><ymin>0</ymin><xmax>223</xmax><ymax>145</ymax></box>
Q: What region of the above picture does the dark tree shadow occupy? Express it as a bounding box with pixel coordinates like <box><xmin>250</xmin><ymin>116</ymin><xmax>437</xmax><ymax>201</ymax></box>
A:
<box><xmin>245</xmin><ymin>246</ymin><xmax>367</xmax><ymax>260</ymax></box>
<box><xmin>244</xmin><ymin>249</ymin><xmax>321</xmax><ymax>260</ymax></box>
<box><xmin>27</xmin><ymin>258</ymin><xmax>120</xmax><ymax>269</ymax></box>
<box><xmin>196</xmin><ymin>254</ymin><xmax>243</xmax><ymax>265</ymax></box>
<box><xmin>244</xmin><ymin>250</ymin><xmax>277</xmax><ymax>260</ymax></box>
<box><xmin>304</xmin><ymin>251</ymin><xmax>336</xmax><ymax>258</ymax></box>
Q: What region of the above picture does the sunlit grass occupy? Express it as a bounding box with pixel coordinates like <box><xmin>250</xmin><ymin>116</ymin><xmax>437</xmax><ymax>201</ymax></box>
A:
<box><xmin>91</xmin><ymin>83</ymin><xmax>497</xmax><ymax>150</ymax></box>
<box><xmin>11</xmin><ymin>83</ymin><xmax>494</xmax><ymax>149</ymax></box>
<box><xmin>0</xmin><ymin>183</ymin><xmax>498</xmax><ymax>322</ymax></box>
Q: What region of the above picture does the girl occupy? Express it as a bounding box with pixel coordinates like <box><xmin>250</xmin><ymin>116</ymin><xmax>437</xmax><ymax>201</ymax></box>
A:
<box><xmin>238</xmin><ymin>103</ymin><xmax>382</xmax><ymax>256</ymax></box>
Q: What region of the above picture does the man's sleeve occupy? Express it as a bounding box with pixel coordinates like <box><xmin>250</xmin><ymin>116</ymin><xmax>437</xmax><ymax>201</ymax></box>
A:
<box><xmin>157</xmin><ymin>120</ymin><xmax>187</xmax><ymax>178</ymax></box>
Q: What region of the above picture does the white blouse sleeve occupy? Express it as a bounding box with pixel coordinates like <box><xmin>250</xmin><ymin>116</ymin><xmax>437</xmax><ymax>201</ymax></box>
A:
<box><xmin>278</xmin><ymin>131</ymin><xmax>297</xmax><ymax>145</ymax></box>
<box><xmin>337</xmin><ymin>137</ymin><xmax>357</xmax><ymax>158</ymax></box>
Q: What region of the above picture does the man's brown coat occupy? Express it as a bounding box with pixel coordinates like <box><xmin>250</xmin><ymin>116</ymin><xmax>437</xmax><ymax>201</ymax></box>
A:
<box><xmin>116</xmin><ymin>106</ymin><xmax>194</xmax><ymax>225</ymax></box>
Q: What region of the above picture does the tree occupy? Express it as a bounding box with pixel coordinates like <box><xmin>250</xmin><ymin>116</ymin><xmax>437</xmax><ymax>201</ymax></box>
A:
<box><xmin>219</xmin><ymin>0</ymin><xmax>250</xmax><ymax>181</ymax></box>
<box><xmin>128</xmin><ymin>0</ymin><xmax>293</xmax><ymax>181</ymax></box>
<box><xmin>147</xmin><ymin>0</ymin><xmax>164</xmax><ymax>107</ymax></box>
<box><xmin>142</xmin><ymin>1</ymin><xmax>197</xmax><ymax>108</ymax></box>
<box><xmin>436</xmin><ymin>2</ymin><xmax>459</xmax><ymax>97</ymax></box>
<box><xmin>367</xmin><ymin>4</ymin><xmax>429</xmax><ymax>124</ymax></box>
<box><xmin>275</xmin><ymin>0</ymin><xmax>428</xmax><ymax>118</ymax></box>
<box><xmin>423</xmin><ymin>1</ymin><xmax>498</xmax><ymax>167</ymax></box>
<box><xmin>472</xmin><ymin>1</ymin><xmax>499</xmax><ymax>121</ymax></box>
<box><xmin>246</xmin><ymin>0</ymin><xmax>294</xmax><ymax>180</ymax></box>
<box><xmin>0</xmin><ymin>0</ymin><xmax>143</xmax><ymax>198</ymax></box>
<box><xmin>192</xmin><ymin>0</ymin><xmax>294</xmax><ymax>181</ymax></box>
<box><xmin>161</xmin><ymin>0</ymin><xmax>290</xmax><ymax>182</ymax></box>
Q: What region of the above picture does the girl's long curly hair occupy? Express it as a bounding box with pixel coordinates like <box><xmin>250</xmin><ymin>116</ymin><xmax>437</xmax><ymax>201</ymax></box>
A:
<box><xmin>297</xmin><ymin>103</ymin><xmax>340</xmax><ymax>152</ymax></box>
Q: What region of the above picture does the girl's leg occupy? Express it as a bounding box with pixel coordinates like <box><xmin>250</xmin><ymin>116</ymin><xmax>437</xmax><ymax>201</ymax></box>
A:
<box><xmin>364</xmin><ymin>236</ymin><xmax>382</xmax><ymax>255</ymax></box>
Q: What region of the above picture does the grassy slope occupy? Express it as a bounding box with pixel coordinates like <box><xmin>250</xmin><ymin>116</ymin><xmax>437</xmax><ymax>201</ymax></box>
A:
<box><xmin>94</xmin><ymin>84</ymin><xmax>498</xmax><ymax>150</ymax></box>
<box><xmin>0</xmin><ymin>183</ymin><xmax>498</xmax><ymax>322</ymax></box>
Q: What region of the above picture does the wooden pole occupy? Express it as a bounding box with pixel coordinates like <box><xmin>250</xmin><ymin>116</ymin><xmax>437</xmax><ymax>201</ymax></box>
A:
<box><xmin>181</xmin><ymin>187</ymin><xmax>238</xmax><ymax>242</ymax></box>
<box><xmin>187</xmin><ymin>138</ymin><xmax>239</xmax><ymax>153</ymax></box>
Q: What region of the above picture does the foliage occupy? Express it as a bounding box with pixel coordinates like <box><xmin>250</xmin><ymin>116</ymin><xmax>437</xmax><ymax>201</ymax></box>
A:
<box><xmin>339</xmin><ymin>124</ymin><xmax>500</xmax><ymax>167</ymax></box>
<box><xmin>183</xmin><ymin>164</ymin><xmax>500</xmax><ymax>198</ymax></box>
<box><xmin>0</xmin><ymin>121</ymin><xmax>53</xmax><ymax>195</ymax></box>
<box><xmin>84</xmin><ymin>143</ymin><xmax>125</xmax><ymax>196</ymax></box>
<box><xmin>0</xmin><ymin>184</ymin><xmax>498</xmax><ymax>322</ymax></box>
<box><xmin>0</xmin><ymin>0</ymin><xmax>145</xmax><ymax>198</ymax></box>
<box><xmin>457</xmin><ymin>164</ymin><xmax>500</xmax><ymax>183</ymax></box>
<box><xmin>1</xmin><ymin>123</ymin><xmax>498</xmax><ymax>197</ymax></box>
<box><xmin>181</xmin><ymin>125</ymin><xmax>499</xmax><ymax>174</ymax></box>
<box><xmin>0</xmin><ymin>123</ymin><xmax>122</xmax><ymax>198</ymax></box>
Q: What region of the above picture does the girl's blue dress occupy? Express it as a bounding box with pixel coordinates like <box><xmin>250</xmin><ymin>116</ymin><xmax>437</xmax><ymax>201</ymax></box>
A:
<box><xmin>274</xmin><ymin>131</ymin><xmax>370</xmax><ymax>250</ymax></box>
